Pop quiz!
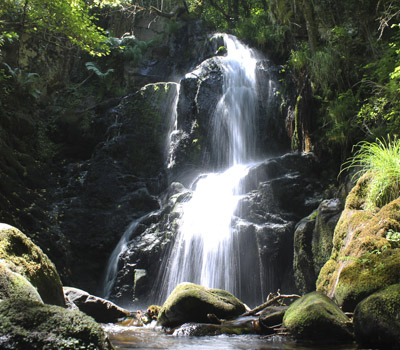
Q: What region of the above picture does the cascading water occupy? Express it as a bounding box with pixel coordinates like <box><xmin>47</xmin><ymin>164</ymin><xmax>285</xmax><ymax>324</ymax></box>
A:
<box><xmin>158</xmin><ymin>34</ymin><xmax>264</xmax><ymax>304</ymax></box>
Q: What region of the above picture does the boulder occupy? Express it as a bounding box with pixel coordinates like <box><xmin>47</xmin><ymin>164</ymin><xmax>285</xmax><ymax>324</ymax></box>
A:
<box><xmin>64</xmin><ymin>287</ymin><xmax>130</xmax><ymax>323</ymax></box>
<box><xmin>316</xmin><ymin>174</ymin><xmax>400</xmax><ymax>311</ymax></box>
<box><xmin>0</xmin><ymin>261</ymin><xmax>43</xmax><ymax>302</ymax></box>
<box><xmin>0</xmin><ymin>224</ymin><xmax>65</xmax><ymax>306</ymax></box>
<box><xmin>0</xmin><ymin>299</ymin><xmax>112</xmax><ymax>350</ymax></box>
<box><xmin>354</xmin><ymin>283</ymin><xmax>400</xmax><ymax>349</ymax></box>
<box><xmin>157</xmin><ymin>283</ymin><xmax>246</xmax><ymax>328</ymax></box>
<box><xmin>283</xmin><ymin>292</ymin><xmax>353</xmax><ymax>343</ymax></box>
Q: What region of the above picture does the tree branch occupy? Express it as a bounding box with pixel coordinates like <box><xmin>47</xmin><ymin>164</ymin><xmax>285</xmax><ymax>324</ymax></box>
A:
<box><xmin>241</xmin><ymin>291</ymin><xmax>300</xmax><ymax>317</ymax></box>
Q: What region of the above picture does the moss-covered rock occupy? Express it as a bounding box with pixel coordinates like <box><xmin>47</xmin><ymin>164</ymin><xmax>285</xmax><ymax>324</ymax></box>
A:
<box><xmin>283</xmin><ymin>292</ymin><xmax>353</xmax><ymax>343</ymax></box>
<box><xmin>0</xmin><ymin>262</ymin><xmax>43</xmax><ymax>302</ymax></box>
<box><xmin>0</xmin><ymin>299</ymin><xmax>112</xmax><ymax>349</ymax></box>
<box><xmin>0</xmin><ymin>224</ymin><xmax>65</xmax><ymax>306</ymax></box>
<box><xmin>316</xmin><ymin>174</ymin><xmax>400</xmax><ymax>311</ymax></box>
<box><xmin>157</xmin><ymin>283</ymin><xmax>246</xmax><ymax>328</ymax></box>
<box><xmin>354</xmin><ymin>284</ymin><xmax>400</xmax><ymax>349</ymax></box>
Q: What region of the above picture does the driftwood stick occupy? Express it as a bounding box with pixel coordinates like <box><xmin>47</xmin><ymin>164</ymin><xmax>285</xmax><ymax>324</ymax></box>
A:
<box><xmin>241</xmin><ymin>291</ymin><xmax>300</xmax><ymax>317</ymax></box>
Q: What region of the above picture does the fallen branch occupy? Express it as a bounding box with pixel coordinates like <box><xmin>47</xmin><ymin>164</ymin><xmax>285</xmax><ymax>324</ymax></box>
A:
<box><xmin>241</xmin><ymin>290</ymin><xmax>300</xmax><ymax>317</ymax></box>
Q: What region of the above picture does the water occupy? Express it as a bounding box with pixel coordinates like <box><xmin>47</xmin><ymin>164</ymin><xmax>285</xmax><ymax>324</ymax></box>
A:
<box><xmin>104</xmin><ymin>324</ymin><xmax>358</xmax><ymax>350</ymax></box>
<box><xmin>158</xmin><ymin>34</ymin><xmax>264</xmax><ymax>305</ymax></box>
<box><xmin>103</xmin><ymin>219</ymin><xmax>143</xmax><ymax>299</ymax></box>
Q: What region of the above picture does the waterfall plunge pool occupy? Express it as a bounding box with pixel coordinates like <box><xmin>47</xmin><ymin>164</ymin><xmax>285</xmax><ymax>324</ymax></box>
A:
<box><xmin>104</xmin><ymin>323</ymin><xmax>358</xmax><ymax>350</ymax></box>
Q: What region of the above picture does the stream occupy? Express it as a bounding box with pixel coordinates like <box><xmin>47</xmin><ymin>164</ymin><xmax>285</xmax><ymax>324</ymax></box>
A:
<box><xmin>104</xmin><ymin>323</ymin><xmax>358</xmax><ymax>350</ymax></box>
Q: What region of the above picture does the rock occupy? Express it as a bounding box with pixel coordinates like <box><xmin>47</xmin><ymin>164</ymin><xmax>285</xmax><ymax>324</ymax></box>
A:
<box><xmin>311</xmin><ymin>198</ymin><xmax>342</xmax><ymax>274</ymax></box>
<box><xmin>0</xmin><ymin>299</ymin><xmax>112</xmax><ymax>350</ymax></box>
<box><xmin>293</xmin><ymin>199</ymin><xmax>342</xmax><ymax>294</ymax></box>
<box><xmin>293</xmin><ymin>212</ymin><xmax>318</xmax><ymax>294</ymax></box>
<box><xmin>157</xmin><ymin>283</ymin><xmax>246</xmax><ymax>328</ymax></box>
<box><xmin>64</xmin><ymin>287</ymin><xmax>130</xmax><ymax>323</ymax></box>
<box><xmin>316</xmin><ymin>174</ymin><xmax>400</xmax><ymax>311</ymax></box>
<box><xmin>354</xmin><ymin>284</ymin><xmax>400</xmax><ymax>349</ymax></box>
<box><xmin>283</xmin><ymin>292</ymin><xmax>353</xmax><ymax>343</ymax></box>
<box><xmin>0</xmin><ymin>262</ymin><xmax>43</xmax><ymax>303</ymax></box>
<box><xmin>259</xmin><ymin>305</ymin><xmax>288</xmax><ymax>332</ymax></box>
<box><xmin>0</xmin><ymin>224</ymin><xmax>65</xmax><ymax>306</ymax></box>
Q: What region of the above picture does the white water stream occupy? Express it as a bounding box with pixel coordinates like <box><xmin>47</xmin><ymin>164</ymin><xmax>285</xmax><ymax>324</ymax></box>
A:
<box><xmin>159</xmin><ymin>34</ymin><xmax>262</xmax><ymax>303</ymax></box>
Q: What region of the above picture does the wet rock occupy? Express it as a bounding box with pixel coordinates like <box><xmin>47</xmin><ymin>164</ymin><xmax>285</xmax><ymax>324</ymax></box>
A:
<box><xmin>0</xmin><ymin>299</ymin><xmax>112</xmax><ymax>350</ymax></box>
<box><xmin>317</xmin><ymin>174</ymin><xmax>400</xmax><ymax>311</ymax></box>
<box><xmin>283</xmin><ymin>292</ymin><xmax>353</xmax><ymax>343</ymax></box>
<box><xmin>354</xmin><ymin>283</ymin><xmax>400</xmax><ymax>349</ymax></box>
<box><xmin>157</xmin><ymin>283</ymin><xmax>246</xmax><ymax>328</ymax></box>
<box><xmin>0</xmin><ymin>224</ymin><xmax>65</xmax><ymax>306</ymax></box>
<box><xmin>64</xmin><ymin>287</ymin><xmax>130</xmax><ymax>323</ymax></box>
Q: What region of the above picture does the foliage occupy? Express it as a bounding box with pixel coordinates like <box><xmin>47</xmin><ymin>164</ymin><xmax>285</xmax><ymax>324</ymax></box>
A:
<box><xmin>0</xmin><ymin>0</ymin><xmax>119</xmax><ymax>56</ymax></box>
<box><xmin>2</xmin><ymin>63</ymin><xmax>41</xmax><ymax>99</ymax></box>
<box><xmin>341</xmin><ymin>137</ymin><xmax>400</xmax><ymax>210</ymax></box>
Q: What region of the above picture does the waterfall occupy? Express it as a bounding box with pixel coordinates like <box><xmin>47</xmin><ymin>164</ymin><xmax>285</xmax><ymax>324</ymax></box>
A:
<box><xmin>158</xmin><ymin>34</ymin><xmax>264</xmax><ymax>304</ymax></box>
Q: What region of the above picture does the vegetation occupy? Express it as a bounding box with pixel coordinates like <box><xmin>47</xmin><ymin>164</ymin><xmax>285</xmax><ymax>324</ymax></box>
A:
<box><xmin>341</xmin><ymin>137</ymin><xmax>400</xmax><ymax>210</ymax></box>
<box><xmin>182</xmin><ymin>0</ymin><xmax>400</xmax><ymax>159</ymax></box>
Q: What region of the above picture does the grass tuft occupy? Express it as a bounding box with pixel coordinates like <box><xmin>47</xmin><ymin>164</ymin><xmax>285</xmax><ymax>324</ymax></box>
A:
<box><xmin>341</xmin><ymin>137</ymin><xmax>400</xmax><ymax>210</ymax></box>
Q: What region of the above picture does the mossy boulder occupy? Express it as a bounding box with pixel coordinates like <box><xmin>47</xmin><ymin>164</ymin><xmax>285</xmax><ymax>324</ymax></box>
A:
<box><xmin>0</xmin><ymin>262</ymin><xmax>43</xmax><ymax>302</ymax></box>
<box><xmin>283</xmin><ymin>292</ymin><xmax>353</xmax><ymax>343</ymax></box>
<box><xmin>316</xmin><ymin>174</ymin><xmax>400</xmax><ymax>311</ymax></box>
<box><xmin>0</xmin><ymin>224</ymin><xmax>65</xmax><ymax>306</ymax></box>
<box><xmin>157</xmin><ymin>283</ymin><xmax>246</xmax><ymax>328</ymax></box>
<box><xmin>0</xmin><ymin>299</ymin><xmax>112</xmax><ymax>349</ymax></box>
<box><xmin>354</xmin><ymin>283</ymin><xmax>400</xmax><ymax>349</ymax></box>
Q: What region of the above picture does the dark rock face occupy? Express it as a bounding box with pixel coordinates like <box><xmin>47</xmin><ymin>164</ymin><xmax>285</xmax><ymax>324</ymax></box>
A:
<box><xmin>293</xmin><ymin>199</ymin><xmax>342</xmax><ymax>294</ymax></box>
<box><xmin>354</xmin><ymin>284</ymin><xmax>400</xmax><ymax>349</ymax></box>
<box><xmin>110</xmin><ymin>152</ymin><xmax>326</xmax><ymax>305</ymax></box>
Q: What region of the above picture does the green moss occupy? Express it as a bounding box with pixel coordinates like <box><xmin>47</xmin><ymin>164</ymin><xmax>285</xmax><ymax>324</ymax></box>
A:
<box><xmin>0</xmin><ymin>262</ymin><xmax>43</xmax><ymax>302</ymax></box>
<box><xmin>317</xmin><ymin>183</ymin><xmax>400</xmax><ymax>310</ymax></box>
<box><xmin>158</xmin><ymin>282</ymin><xmax>245</xmax><ymax>327</ymax></box>
<box><xmin>345</xmin><ymin>173</ymin><xmax>372</xmax><ymax>210</ymax></box>
<box><xmin>283</xmin><ymin>292</ymin><xmax>353</xmax><ymax>342</ymax></box>
<box><xmin>334</xmin><ymin>249</ymin><xmax>400</xmax><ymax>310</ymax></box>
<box><xmin>0</xmin><ymin>299</ymin><xmax>111</xmax><ymax>349</ymax></box>
<box><xmin>0</xmin><ymin>225</ymin><xmax>65</xmax><ymax>306</ymax></box>
<box><xmin>354</xmin><ymin>284</ymin><xmax>400</xmax><ymax>348</ymax></box>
